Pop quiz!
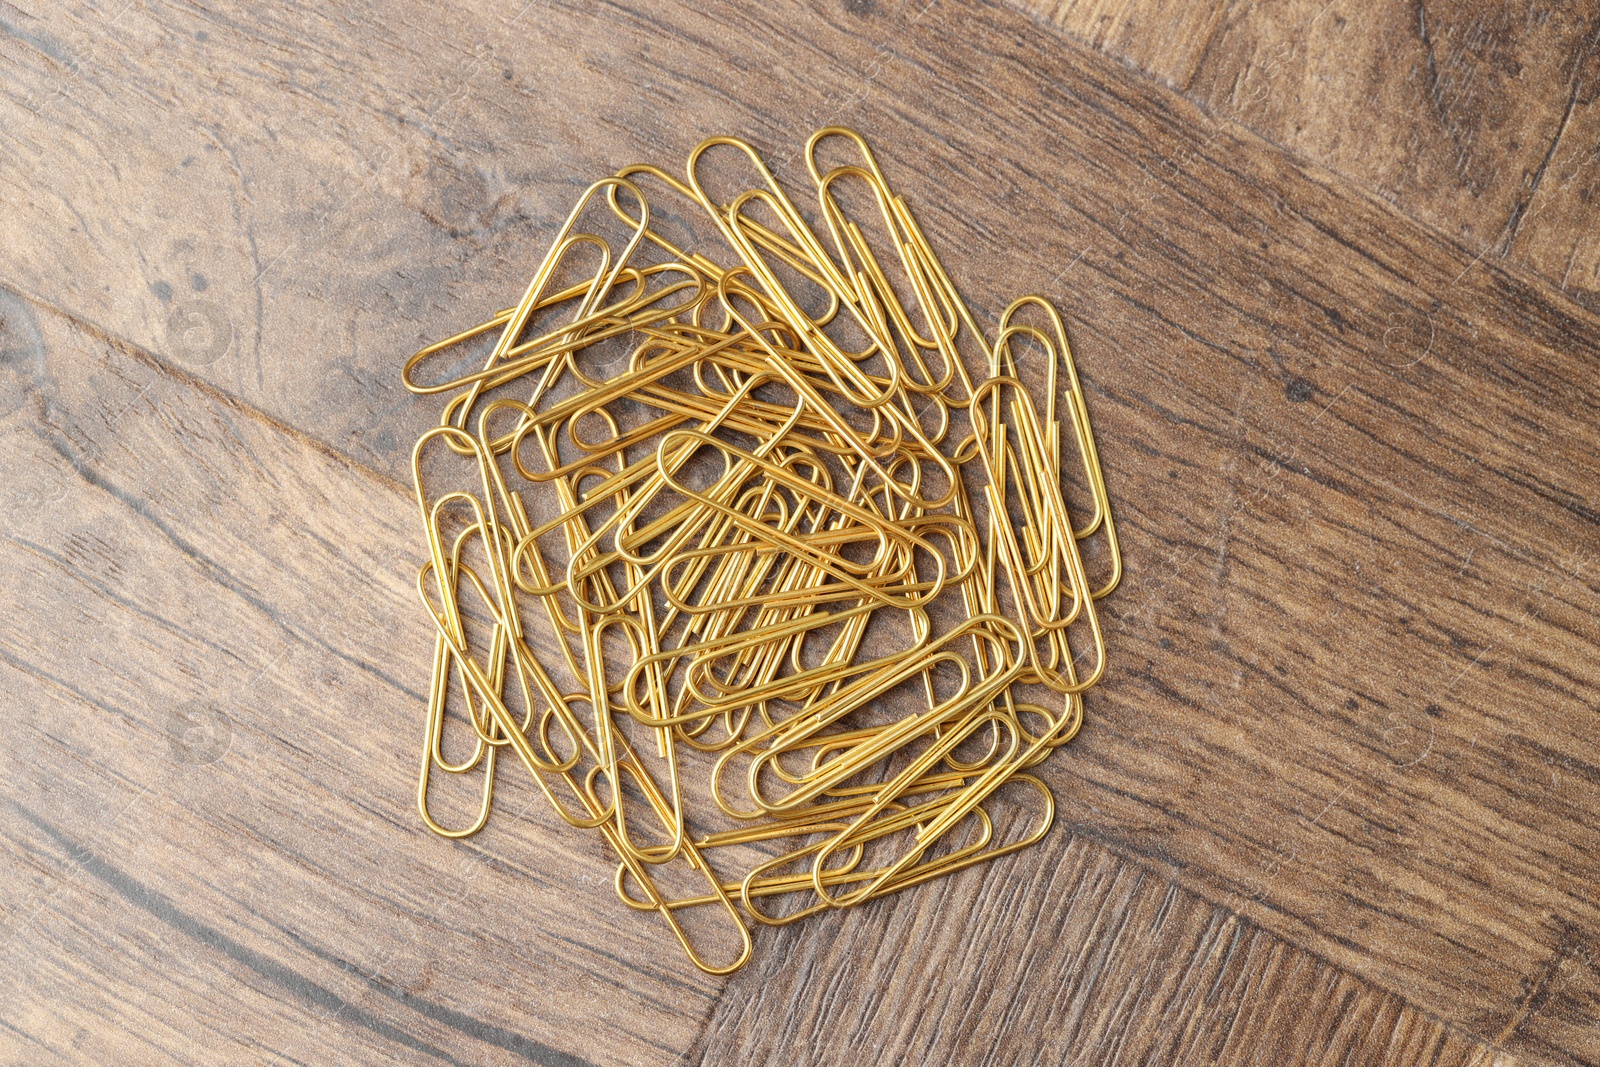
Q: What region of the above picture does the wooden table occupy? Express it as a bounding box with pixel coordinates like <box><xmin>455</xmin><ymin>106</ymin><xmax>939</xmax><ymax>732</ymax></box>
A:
<box><xmin>3</xmin><ymin>2</ymin><xmax>1597</xmax><ymax>1064</ymax></box>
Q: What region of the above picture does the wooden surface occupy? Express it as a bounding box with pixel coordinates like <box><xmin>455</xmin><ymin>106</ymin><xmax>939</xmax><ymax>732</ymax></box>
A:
<box><xmin>1016</xmin><ymin>0</ymin><xmax>1600</xmax><ymax>305</ymax></box>
<box><xmin>2</xmin><ymin>1</ymin><xmax>1598</xmax><ymax>1064</ymax></box>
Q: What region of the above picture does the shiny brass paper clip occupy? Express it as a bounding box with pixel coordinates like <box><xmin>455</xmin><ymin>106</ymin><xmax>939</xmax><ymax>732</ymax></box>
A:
<box><xmin>397</xmin><ymin>125</ymin><xmax>1125</xmax><ymax>976</ymax></box>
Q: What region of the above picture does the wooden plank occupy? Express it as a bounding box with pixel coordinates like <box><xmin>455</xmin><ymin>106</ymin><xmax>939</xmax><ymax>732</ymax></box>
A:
<box><xmin>1185</xmin><ymin>0</ymin><xmax>1600</xmax><ymax>300</ymax></box>
<box><xmin>3</xmin><ymin>0</ymin><xmax>1600</xmax><ymax>1062</ymax></box>
<box><xmin>1508</xmin><ymin>61</ymin><xmax>1600</xmax><ymax>298</ymax></box>
<box><xmin>1004</xmin><ymin>0</ymin><xmax>1600</xmax><ymax>306</ymax></box>
<box><xmin>687</xmin><ymin>832</ymin><xmax>1518</xmax><ymax>1066</ymax></box>
<box><xmin>0</xmin><ymin>295</ymin><xmax>723</xmax><ymax>1065</ymax></box>
<box><xmin>1005</xmin><ymin>0</ymin><xmax>1224</xmax><ymax>88</ymax></box>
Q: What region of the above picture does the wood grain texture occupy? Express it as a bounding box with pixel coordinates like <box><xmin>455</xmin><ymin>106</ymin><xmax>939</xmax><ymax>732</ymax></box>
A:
<box><xmin>3</xmin><ymin>0</ymin><xmax>1600</xmax><ymax>1063</ymax></box>
<box><xmin>1007</xmin><ymin>0</ymin><xmax>1225</xmax><ymax>88</ymax></box>
<box><xmin>1508</xmin><ymin>43</ymin><xmax>1600</xmax><ymax>299</ymax></box>
<box><xmin>688</xmin><ymin>831</ymin><xmax>1523</xmax><ymax>1067</ymax></box>
<box><xmin>1006</xmin><ymin>0</ymin><xmax>1600</xmax><ymax>305</ymax></box>
<box><xmin>0</xmin><ymin>299</ymin><xmax>722</xmax><ymax>1065</ymax></box>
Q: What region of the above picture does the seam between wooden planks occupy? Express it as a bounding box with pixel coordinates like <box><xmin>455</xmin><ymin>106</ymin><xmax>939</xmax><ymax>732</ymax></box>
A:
<box><xmin>682</xmin><ymin>825</ymin><xmax>1527</xmax><ymax>1067</ymax></box>
<box><xmin>1</xmin><ymin>282</ymin><xmax>414</xmax><ymax>499</ymax></box>
<box><xmin>980</xmin><ymin>0</ymin><xmax>1600</xmax><ymax>340</ymax></box>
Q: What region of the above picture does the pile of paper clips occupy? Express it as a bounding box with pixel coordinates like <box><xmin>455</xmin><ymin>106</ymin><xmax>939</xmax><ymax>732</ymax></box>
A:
<box><xmin>401</xmin><ymin>128</ymin><xmax>1120</xmax><ymax>974</ymax></box>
